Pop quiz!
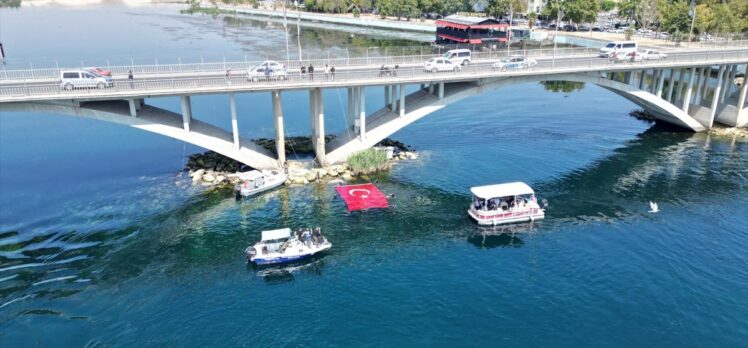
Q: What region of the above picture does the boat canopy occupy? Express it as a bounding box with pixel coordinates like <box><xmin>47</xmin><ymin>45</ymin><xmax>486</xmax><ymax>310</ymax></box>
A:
<box><xmin>470</xmin><ymin>182</ymin><xmax>535</xmax><ymax>199</ymax></box>
<box><xmin>238</xmin><ymin>170</ymin><xmax>264</xmax><ymax>181</ymax></box>
<box><xmin>261</xmin><ymin>228</ymin><xmax>291</xmax><ymax>241</ymax></box>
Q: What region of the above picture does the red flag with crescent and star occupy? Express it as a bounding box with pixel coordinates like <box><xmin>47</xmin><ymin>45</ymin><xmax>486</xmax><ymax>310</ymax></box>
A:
<box><xmin>336</xmin><ymin>183</ymin><xmax>389</xmax><ymax>211</ymax></box>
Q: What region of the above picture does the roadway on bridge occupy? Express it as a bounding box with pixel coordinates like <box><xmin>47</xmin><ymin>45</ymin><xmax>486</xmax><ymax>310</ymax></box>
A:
<box><xmin>0</xmin><ymin>47</ymin><xmax>746</xmax><ymax>103</ymax></box>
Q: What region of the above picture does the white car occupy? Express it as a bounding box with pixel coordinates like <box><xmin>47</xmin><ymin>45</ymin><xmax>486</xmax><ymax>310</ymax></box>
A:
<box><xmin>247</xmin><ymin>66</ymin><xmax>288</xmax><ymax>82</ymax></box>
<box><xmin>59</xmin><ymin>70</ymin><xmax>114</xmax><ymax>90</ymax></box>
<box><xmin>258</xmin><ymin>60</ymin><xmax>285</xmax><ymax>70</ymax></box>
<box><xmin>423</xmin><ymin>58</ymin><xmax>460</xmax><ymax>73</ymax></box>
<box><xmin>492</xmin><ymin>56</ymin><xmax>537</xmax><ymax>71</ymax></box>
<box><xmin>640</xmin><ymin>49</ymin><xmax>667</xmax><ymax>60</ymax></box>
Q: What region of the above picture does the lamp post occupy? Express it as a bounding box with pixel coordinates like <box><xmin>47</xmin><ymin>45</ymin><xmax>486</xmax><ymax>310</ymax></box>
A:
<box><xmin>688</xmin><ymin>0</ymin><xmax>696</xmax><ymax>46</ymax></box>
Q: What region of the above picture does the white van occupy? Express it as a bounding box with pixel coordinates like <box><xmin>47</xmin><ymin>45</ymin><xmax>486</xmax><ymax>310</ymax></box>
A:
<box><xmin>599</xmin><ymin>41</ymin><xmax>637</xmax><ymax>58</ymax></box>
<box><xmin>442</xmin><ymin>49</ymin><xmax>472</xmax><ymax>66</ymax></box>
<box><xmin>60</xmin><ymin>70</ymin><xmax>114</xmax><ymax>90</ymax></box>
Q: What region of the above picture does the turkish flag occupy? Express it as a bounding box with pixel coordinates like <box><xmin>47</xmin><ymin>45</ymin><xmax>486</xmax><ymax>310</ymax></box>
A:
<box><xmin>336</xmin><ymin>183</ymin><xmax>389</xmax><ymax>212</ymax></box>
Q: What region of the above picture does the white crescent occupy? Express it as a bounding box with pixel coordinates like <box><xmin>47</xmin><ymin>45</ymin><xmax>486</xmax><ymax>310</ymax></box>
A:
<box><xmin>349</xmin><ymin>188</ymin><xmax>370</xmax><ymax>198</ymax></box>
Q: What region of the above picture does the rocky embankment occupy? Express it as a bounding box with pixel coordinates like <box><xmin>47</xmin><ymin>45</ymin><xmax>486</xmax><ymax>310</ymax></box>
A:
<box><xmin>185</xmin><ymin>137</ymin><xmax>419</xmax><ymax>188</ymax></box>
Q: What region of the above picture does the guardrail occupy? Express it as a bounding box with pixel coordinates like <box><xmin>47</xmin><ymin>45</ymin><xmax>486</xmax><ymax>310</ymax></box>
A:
<box><xmin>1</xmin><ymin>48</ymin><xmax>746</xmax><ymax>102</ymax></box>
<box><xmin>0</xmin><ymin>47</ymin><xmax>606</xmax><ymax>81</ymax></box>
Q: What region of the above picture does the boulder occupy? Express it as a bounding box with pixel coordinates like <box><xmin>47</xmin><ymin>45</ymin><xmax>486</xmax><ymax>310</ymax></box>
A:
<box><xmin>191</xmin><ymin>169</ymin><xmax>206</xmax><ymax>178</ymax></box>
<box><xmin>215</xmin><ymin>175</ymin><xmax>226</xmax><ymax>184</ymax></box>
<box><xmin>305</xmin><ymin>172</ymin><xmax>317</xmax><ymax>182</ymax></box>
<box><xmin>202</xmin><ymin>173</ymin><xmax>216</xmax><ymax>183</ymax></box>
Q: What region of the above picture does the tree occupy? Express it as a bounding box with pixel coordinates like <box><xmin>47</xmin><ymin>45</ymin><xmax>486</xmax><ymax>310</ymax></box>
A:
<box><xmin>660</xmin><ymin>0</ymin><xmax>690</xmax><ymax>35</ymax></box>
<box><xmin>486</xmin><ymin>0</ymin><xmax>526</xmax><ymax>19</ymax></box>
<box><xmin>528</xmin><ymin>11</ymin><xmax>537</xmax><ymax>29</ymax></box>
<box><xmin>540</xmin><ymin>81</ymin><xmax>585</xmax><ymax>93</ymax></box>
<box><xmin>601</xmin><ymin>0</ymin><xmax>615</xmax><ymax>12</ymax></box>
<box><xmin>563</xmin><ymin>0</ymin><xmax>598</xmax><ymax>24</ymax></box>
<box><xmin>617</xmin><ymin>0</ymin><xmax>641</xmax><ymax>22</ymax></box>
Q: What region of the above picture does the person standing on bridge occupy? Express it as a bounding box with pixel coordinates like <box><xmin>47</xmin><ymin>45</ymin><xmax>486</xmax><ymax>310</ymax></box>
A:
<box><xmin>324</xmin><ymin>64</ymin><xmax>330</xmax><ymax>80</ymax></box>
<box><xmin>128</xmin><ymin>70</ymin><xmax>134</xmax><ymax>89</ymax></box>
<box><xmin>308</xmin><ymin>64</ymin><xmax>314</xmax><ymax>81</ymax></box>
<box><xmin>330</xmin><ymin>65</ymin><xmax>335</xmax><ymax>80</ymax></box>
<box><xmin>225</xmin><ymin>68</ymin><xmax>232</xmax><ymax>85</ymax></box>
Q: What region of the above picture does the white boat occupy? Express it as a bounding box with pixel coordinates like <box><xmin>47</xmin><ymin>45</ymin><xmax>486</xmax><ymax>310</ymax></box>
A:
<box><xmin>467</xmin><ymin>182</ymin><xmax>546</xmax><ymax>225</ymax></box>
<box><xmin>234</xmin><ymin>169</ymin><xmax>287</xmax><ymax>197</ymax></box>
<box><xmin>245</xmin><ymin>227</ymin><xmax>332</xmax><ymax>265</ymax></box>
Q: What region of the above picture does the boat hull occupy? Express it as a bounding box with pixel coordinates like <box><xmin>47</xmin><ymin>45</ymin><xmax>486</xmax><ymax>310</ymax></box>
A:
<box><xmin>236</xmin><ymin>175</ymin><xmax>286</xmax><ymax>197</ymax></box>
<box><xmin>468</xmin><ymin>208</ymin><xmax>545</xmax><ymax>226</ymax></box>
<box><xmin>249</xmin><ymin>244</ymin><xmax>331</xmax><ymax>265</ymax></box>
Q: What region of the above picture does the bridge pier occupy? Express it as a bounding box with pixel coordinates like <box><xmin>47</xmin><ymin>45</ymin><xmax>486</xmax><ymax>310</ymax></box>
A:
<box><xmin>229</xmin><ymin>93</ymin><xmax>240</xmax><ymax>149</ymax></box>
<box><xmin>708</xmin><ymin>65</ymin><xmax>726</xmax><ymax>129</ymax></box>
<box><xmin>359</xmin><ymin>86</ymin><xmax>366</xmax><ymax>140</ymax></box>
<box><xmin>384</xmin><ymin>85</ymin><xmax>390</xmax><ymax>108</ymax></box>
<box><xmin>737</xmin><ymin>70</ymin><xmax>748</xmax><ymax>127</ymax></box>
<box><xmin>390</xmin><ymin>85</ymin><xmax>397</xmax><ymax>112</ymax></box>
<box><xmin>438</xmin><ymin>83</ymin><xmax>444</xmax><ymax>101</ymax></box>
<box><xmin>693</xmin><ymin>67</ymin><xmax>704</xmax><ymax>104</ymax></box>
<box><xmin>181</xmin><ymin>95</ymin><xmax>192</xmax><ymax>132</ymax></box>
<box><xmin>309</xmin><ymin>88</ymin><xmax>326</xmax><ymax>165</ymax></box>
<box><xmin>399</xmin><ymin>84</ymin><xmax>405</xmax><ymax>117</ymax></box>
<box><xmin>128</xmin><ymin>99</ymin><xmax>138</xmax><ymax>117</ymax></box>
<box><xmin>273</xmin><ymin>91</ymin><xmax>285</xmax><ymax>164</ymax></box>
<box><xmin>682</xmin><ymin>68</ymin><xmax>696</xmax><ymax>114</ymax></box>
<box><xmin>666</xmin><ymin>69</ymin><xmax>676</xmax><ymax>102</ymax></box>
<box><xmin>656</xmin><ymin>69</ymin><xmax>666</xmax><ymax>98</ymax></box>
<box><xmin>347</xmin><ymin>87</ymin><xmax>354</xmax><ymax>130</ymax></box>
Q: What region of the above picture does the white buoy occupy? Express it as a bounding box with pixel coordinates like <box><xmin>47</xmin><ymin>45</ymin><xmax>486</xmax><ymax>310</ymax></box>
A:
<box><xmin>649</xmin><ymin>201</ymin><xmax>659</xmax><ymax>213</ymax></box>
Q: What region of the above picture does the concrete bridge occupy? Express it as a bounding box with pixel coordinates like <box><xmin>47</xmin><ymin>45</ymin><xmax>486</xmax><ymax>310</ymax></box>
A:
<box><xmin>1</xmin><ymin>45</ymin><xmax>746</xmax><ymax>169</ymax></box>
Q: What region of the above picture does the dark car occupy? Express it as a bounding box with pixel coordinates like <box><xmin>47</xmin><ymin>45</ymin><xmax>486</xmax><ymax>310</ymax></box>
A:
<box><xmin>564</xmin><ymin>24</ymin><xmax>578</xmax><ymax>32</ymax></box>
<box><xmin>579</xmin><ymin>24</ymin><xmax>590</xmax><ymax>32</ymax></box>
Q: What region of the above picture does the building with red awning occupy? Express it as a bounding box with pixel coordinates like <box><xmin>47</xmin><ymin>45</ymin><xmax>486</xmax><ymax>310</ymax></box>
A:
<box><xmin>435</xmin><ymin>15</ymin><xmax>509</xmax><ymax>45</ymax></box>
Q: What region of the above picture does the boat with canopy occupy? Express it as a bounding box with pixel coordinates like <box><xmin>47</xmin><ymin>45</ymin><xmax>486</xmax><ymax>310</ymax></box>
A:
<box><xmin>467</xmin><ymin>182</ymin><xmax>546</xmax><ymax>225</ymax></box>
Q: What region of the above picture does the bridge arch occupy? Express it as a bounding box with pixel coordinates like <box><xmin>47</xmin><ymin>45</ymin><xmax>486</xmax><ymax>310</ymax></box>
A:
<box><xmin>325</xmin><ymin>72</ymin><xmax>706</xmax><ymax>164</ymax></box>
<box><xmin>0</xmin><ymin>100</ymin><xmax>280</xmax><ymax>169</ymax></box>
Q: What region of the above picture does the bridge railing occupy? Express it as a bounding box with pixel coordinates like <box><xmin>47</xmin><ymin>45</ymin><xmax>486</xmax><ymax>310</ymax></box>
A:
<box><xmin>1</xmin><ymin>48</ymin><xmax>746</xmax><ymax>100</ymax></box>
<box><xmin>0</xmin><ymin>46</ymin><xmax>658</xmax><ymax>82</ymax></box>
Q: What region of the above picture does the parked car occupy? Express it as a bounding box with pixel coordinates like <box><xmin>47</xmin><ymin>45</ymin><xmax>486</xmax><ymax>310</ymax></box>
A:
<box><xmin>247</xmin><ymin>66</ymin><xmax>287</xmax><ymax>82</ymax></box>
<box><xmin>59</xmin><ymin>70</ymin><xmax>114</xmax><ymax>90</ymax></box>
<box><xmin>442</xmin><ymin>49</ymin><xmax>472</xmax><ymax>66</ymax></box>
<box><xmin>579</xmin><ymin>24</ymin><xmax>590</xmax><ymax>32</ymax></box>
<box><xmin>640</xmin><ymin>49</ymin><xmax>667</xmax><ymax>60</ymax></box>
<box><xmin>423</xmin><ymin>58</ymin><xmax>460</xmax><ymax>73</ymax></box>
<box><xmin>610</xmin><ymin>50</ymin><xmax>643</xmax><ymax>63</ymax></box>
<box><xmin>85</xmin><ymin>67</ymin><xmax>112</xmax><ymax>77</ymax></box>
<box><xmin>492</xmin><ymin>55</ymin><xmax>537</xmax><ymax>71</ymax></box>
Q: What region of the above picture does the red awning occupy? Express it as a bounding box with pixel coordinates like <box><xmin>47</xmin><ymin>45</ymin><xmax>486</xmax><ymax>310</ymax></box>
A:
<box><xmin>468</xmin><ymin>39</ymin><xmax>482</xmax><ymax>44</ymax></box>
<box><xmin>437</xmin><ymin>33</ymin><xmax>469</xmax><ymax>43</ymax></box>
<box><xmin>336</xmin><ymin>183</ymin><xmax>389</xmax><ymax>211</ymax></box>
<box><xmin>436</xmin><ymin>20</ymin><xmax>469</xmax><ymax>30</ymax></box>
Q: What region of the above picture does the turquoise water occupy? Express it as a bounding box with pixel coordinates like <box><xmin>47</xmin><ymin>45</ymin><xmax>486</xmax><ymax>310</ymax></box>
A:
<box><xmin>1</xmin><ymin>4</ymin><xmax>748</xmax><ymax>347</ymax></box>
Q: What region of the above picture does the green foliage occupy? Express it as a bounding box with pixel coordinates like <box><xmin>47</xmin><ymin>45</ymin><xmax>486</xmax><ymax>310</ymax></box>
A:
<box><xmin>540</xmin><ymin>81</ymin><xmax>585</xmax><ymax>93</ymax></box>
<box><xmin>378</xmin><ymin>0</ymin><xmax>421</xmax><ymax>19</ymax></box>
<box><xmin>660</xmin><ymin>0</ymin><xmax>690</xmax><ymax>35</ymax></box>
<box><xmin>541</xmin><ymin>0</ymin><xmax>598</xmax><ymax>24</ymax></box>
<box><xmin>0</xmin><ymin>0</ymin><xmax>21</xmax><ymax>7</ymax></box>
<box><xmin>353</xmin><ymin>7</ymin><xmax>361</xmax><ymax>17</ymax></box>
<box><xmin>347</xmin><ymin>148</ymin><xmax>390</xmax><ymax>175</ymax></box>
<box><xmin>486</xmin><ymin>0</ymin><xmax>526</xmax><ymax>19</ymax></box>
<box><xmin>601</xmin><ymin>0</ymin><xmax>615</xmax><ymax>12</ymax></box>
<box><xmin>528</xmin><ymin>11</ymin><xmax>537</xmax><ymax>29</ymax></box>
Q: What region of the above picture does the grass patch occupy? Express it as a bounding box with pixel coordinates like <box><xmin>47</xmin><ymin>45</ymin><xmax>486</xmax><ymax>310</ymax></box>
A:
<box><xmin>347</xmin><ymin>148</ymin><xmax>389</xmax><ymax>175</ymax></box>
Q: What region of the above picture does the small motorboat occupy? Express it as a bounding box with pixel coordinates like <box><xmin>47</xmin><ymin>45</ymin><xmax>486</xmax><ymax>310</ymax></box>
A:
<box><xmin>245</xmin><ymin>227</ymin><xmax>331</xmax><ymax>265</ymax></box>
<box><xmin>234</xmin><ymin>169</ymin><xmax>287</xmax><ymax>197</ymax></box>
<box><xmin>467</xmin><ymin>182</ymin><xmax>546</xmax><ymax>225</ymax></box>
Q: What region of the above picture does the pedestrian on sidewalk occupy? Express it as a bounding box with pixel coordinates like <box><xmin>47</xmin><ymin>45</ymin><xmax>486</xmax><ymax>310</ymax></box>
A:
<box><xmin>308</xmin><ymin>64</ymin><xmax>314</xmax><ymax>80</ymax></box>
<box><xmin>300</xmin><ymin>65</ymin><xmax>306</xmax><ymax>79</ymax></box>
<box><xmin>330</xmin><ymin>66</ymin><xmax>335</xmax><ymax>80</ymax></box>
<box><xmin>225</xmin><ymin>68</ymin><xmax>232</xmax><ymax>84</ymax></box>
<box><xmin>324</xmin><ymin>64</ymin><xmax>330</xmax><ymax>79</ymax></box>
<box><xmin>128</xmin><ymin>70</ymin><xmax>134</xmax><ymax>89</ymax></box>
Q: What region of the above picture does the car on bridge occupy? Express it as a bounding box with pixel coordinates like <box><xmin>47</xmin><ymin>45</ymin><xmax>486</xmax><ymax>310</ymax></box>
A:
<box><xmin>247</xmin><ymin>66</ymin><xmax>288</xmax><ymax>82</ymax></box>
<box><xmin>639</xmin><ymin>49</ymin><xmax>667</xmax><ymax>60</ymax></box>
<box><xmin>59</xmin><ymin>70</ymin><xmax>114</xmax><ymax>90</ymax></box>
<box><xmin>491</xmin><ymin>55</ymin><xmax>537</xmax><ymax>71</ymax></box>
<box><xmin>423</xmin><ymin>58</ymin><xmax>461</xmax><ymax>73</ymax></box>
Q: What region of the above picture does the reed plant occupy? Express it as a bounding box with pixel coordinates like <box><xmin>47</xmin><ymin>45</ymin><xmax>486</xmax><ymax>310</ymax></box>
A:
<box><xmin>347</xmin><ymin>148</ymin><xmax>389</xmax><ymax>175</ymax></box>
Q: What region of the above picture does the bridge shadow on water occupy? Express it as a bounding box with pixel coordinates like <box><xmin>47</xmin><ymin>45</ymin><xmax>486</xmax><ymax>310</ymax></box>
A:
<box><xmin>1</xmin><ymin>124</ymin><xmax>747</xmax><ymax>318</ymax></box>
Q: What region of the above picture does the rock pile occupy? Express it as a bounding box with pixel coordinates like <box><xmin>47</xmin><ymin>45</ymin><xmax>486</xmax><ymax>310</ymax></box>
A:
<box><xmin>185</xmin><ymin>151</ymin><xmax>247</xmax><ymax>173</ymax></box>
<box><xmin>253</xmin><ymin>135</ymin><xmax>336</xmax><ymax>155</ymax></box>
<box><xmin>188</xmin><ymin>168</ymin><xmax>242</xmax><ymax>187</ymax></box>
<box><xmin>285</xmin><ymin>162</ymin><xmax>355</xmax><ymax>185</ymax></box>
<box><xmin>629</xmin><ymin>109</ymin><xmax>657</xmax><ymax>122</ymax></box>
